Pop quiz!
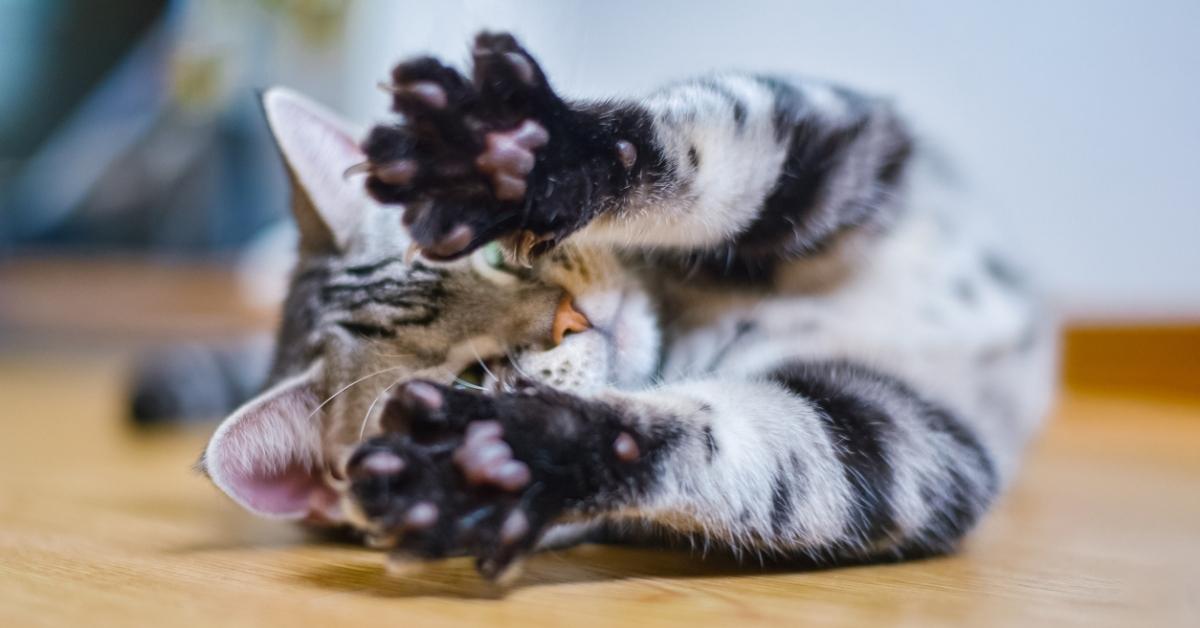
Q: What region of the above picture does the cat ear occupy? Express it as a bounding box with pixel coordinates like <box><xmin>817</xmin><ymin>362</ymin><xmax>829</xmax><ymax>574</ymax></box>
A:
<box><xmin>262</xmin><ymin>87</ymin><xmax>368</xmax><ymax>254</ymax></box>
<box><xmin>202</xmin><ymin>368</ymin><xmax>339</xmax><ymax>520</ymax></box>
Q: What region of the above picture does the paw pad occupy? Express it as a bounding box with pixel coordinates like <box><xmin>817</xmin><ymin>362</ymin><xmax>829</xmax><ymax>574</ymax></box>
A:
<box><xmin>613</xmin><ymin>431</ymin><xmax>640</xmax><ymax>462</ymax></box>
<box><xmin>615</xmin><ymin>140</ymin><xmax>637</xmax><ymax>170</ymax></box>
<box><xmin>404</xmin><ymin>501</ymin><xmax>439</xmax><ymax>530</ymax></box>
<box><xmin>373</xmin><ymin>159</ymin><xmax>418</xmax><ymax>186</ymax></box>
<box><xmin>360</xmin><ymin>450</ymin><xmax>406</xmax><ymax>476</ymax></box>
<box><xmin>498</xmin><ymin>509</ymin><xmax>530</xmax><ymax>545</ymax></box>
<box><xmin>380</xmin><ymin>380</ymin><xmax>449</xmax><ymax>433</ymax></box>
<box><xmin>453</xmin><ymin>420</ymin><xmax>532</xmax><ymax>491</ymax></box>
<box><xmin>362</xmin><ymin>31</ymin><xmax>580</xmax><ymax>261</ymax></box>
<box><xmin>424</xmin><ymin>224</ymin><xmax>475</xmax><ymax>260</ymax></box>
<box><xmin>397</xmin><ymin>81</ymin><xmax>448</xmax><ymax>109</ymax></box>
<box><xmin>502</xmin><ymin>52</ymin><xmax>537</xmax><ymax>85</ymax></box>
<box><xmin>475</xmin><ymin>119</ymin><xmax>550</xmax><ymax>201</ymax></box>
<box><xmin>471</xmin><ymin>31</ymin><xmax>541</xmax><ymax>89</ymax></box>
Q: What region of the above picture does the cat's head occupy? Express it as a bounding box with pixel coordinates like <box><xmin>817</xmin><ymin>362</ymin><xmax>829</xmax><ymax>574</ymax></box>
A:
<box><xmin>201</xmin><ymin>88</ymin><xmax>659</xmax><ymax>523</ymax></box>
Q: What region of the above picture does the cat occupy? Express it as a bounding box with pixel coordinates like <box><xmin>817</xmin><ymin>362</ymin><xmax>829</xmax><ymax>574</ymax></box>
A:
<box><xmin>196</xmin><ymin>32</ymin><xmax>1054</xmax><ymax>582</ymax></box>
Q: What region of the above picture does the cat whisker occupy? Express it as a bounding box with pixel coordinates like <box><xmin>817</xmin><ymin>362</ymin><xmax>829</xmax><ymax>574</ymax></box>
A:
<box><xmin>503</xmin><ymin>348</ymin><xmax>531</xmax><ymax>380</ymax></box>
<box><xmin>358</xmin><ymin>381</ymin><xmax>397</xmax><ymax>441</ymax></box>
<box><xmin>363</xmin><ymin>346</ymin><xmax>417</xmax><ymax>360</ymax></box>
<box><xmin>428</xmin><ymin>366</ymin><xmax>487</xmax><ymax>392</ymax></box>
<box><xmin>469</xmin><ymin>341</ymin><xmax>499</xmax><ymax>383</ymax></box>
<box><xmin>452</xmin><ymin>378</ymin><xmax>487</xmax><ymax>392</ymax></box>
<box><xmin>307</xmin><ymin>365</ymin><xmax>407</xmax><ymax>422</ymax></box>
<box><xmin>502</xmin><ymin>348</ymin><xmax>534</xmax><ymax>391</ymax></box>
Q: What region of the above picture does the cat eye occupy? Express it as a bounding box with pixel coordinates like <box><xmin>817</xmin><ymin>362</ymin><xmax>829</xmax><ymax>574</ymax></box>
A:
<box><xmin>482</xmin><ymin>242</ymin><xmax>513</xmax><ymax>271</ymax></box>
<box><xmin>471</xmin><ymin>242</ymin><xmax>521</xmax><ymax>285</ymax></box>
<box><xmin>452</xmin><ymin>356</ymin><xmax>508</xmax><ymax>391</ymax></box>
<box><xmin>454</xmin><ymin>362</ymin><xmax>488</xmax><ymax>389</ymax></box>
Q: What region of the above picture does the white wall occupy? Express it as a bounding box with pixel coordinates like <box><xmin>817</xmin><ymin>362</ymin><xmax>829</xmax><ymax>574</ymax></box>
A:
<box><xmin>334</xmin><ymin>0</ymin><xmax>1200</xmax><ymax>320</ymax></box>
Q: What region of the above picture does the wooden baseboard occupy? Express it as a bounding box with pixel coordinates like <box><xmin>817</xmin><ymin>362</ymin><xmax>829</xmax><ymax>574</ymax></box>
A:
<box><xmin>1062</xmin><ymin>324</ymin><xmax>1200</xmax><ymax>398</ymax></box>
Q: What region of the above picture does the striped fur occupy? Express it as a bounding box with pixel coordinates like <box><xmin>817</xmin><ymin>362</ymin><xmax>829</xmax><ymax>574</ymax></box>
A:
<box><xmin>198</xmin><ymin>40</ymin><xmax>1054</xmax><ymax>574</ymax></box>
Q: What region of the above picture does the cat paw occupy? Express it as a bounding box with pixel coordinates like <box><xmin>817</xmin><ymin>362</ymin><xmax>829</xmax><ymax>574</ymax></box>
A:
<box><xmin>344</xmin><ymin>381</ymin><xmax>576</xmax><ymax>581</ymax></box>
<box><xmin>358</xmin><ymin>32</ymin><xmax>577</xmax><ymax>261</ymax></box>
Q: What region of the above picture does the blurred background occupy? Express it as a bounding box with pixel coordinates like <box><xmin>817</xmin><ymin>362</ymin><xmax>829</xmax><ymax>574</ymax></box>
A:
<box><xmin>1</xmin><ymin>0</ymin><xmax>1198</xmax><ymax>415</ymax></box>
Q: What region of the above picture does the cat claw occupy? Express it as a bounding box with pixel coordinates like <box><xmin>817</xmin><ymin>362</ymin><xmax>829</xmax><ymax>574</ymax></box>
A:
<box><xmin>502</xmin><ymin>230</ymin><xmax>554</xmax><ymax>268</ymax></box>
<box><xmin>343</xmin><ymin>161</ymin><xmax>372</xmax><ymax>179</ymax></box>
<box><xmin>350</xmin><ymin>156</ymin><xmax>416</xmax><ymax>187</ymax></box>
<box><xmin>404</xmin><ymin>241</ymin><xmax>422</xmax><ymax>264</ymax></box>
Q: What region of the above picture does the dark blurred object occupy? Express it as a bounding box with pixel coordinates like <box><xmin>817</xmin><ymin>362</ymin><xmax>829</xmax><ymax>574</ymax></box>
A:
<box><xmin>0</xmin><ymin>1</ymin><xmax>166</xmax><ymax>172</ymax></box>
<box><xmin>0</xmin><ymin>3</ymin><xmax>162</xmax><ymax>159</ymax></box>
<box><xmin>0</xmin><ymin>0</ymin><xmax>191</xmax><ymax>249</ymax></box>
<box><xmin>129</xmin><ymin>338</ymin><xmax>271</xmax><ymax>427</ymax></box>
<box><xmin>0</xmin><ymin>0</ymin><xmax>351</xmax><ymax>255</ymax></box>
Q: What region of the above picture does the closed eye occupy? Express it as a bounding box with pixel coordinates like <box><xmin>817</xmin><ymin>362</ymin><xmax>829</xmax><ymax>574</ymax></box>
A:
<box><xmin>336</xmin><ymin>321</ymin><xmax>395</xmax><ymax>339</ymax></box>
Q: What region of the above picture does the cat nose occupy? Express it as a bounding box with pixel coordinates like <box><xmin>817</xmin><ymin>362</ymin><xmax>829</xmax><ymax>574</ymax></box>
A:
<box><xmin>552</xmin><ymin>293</ymin><xmax>591</xmax><ymax>345</ymax></box>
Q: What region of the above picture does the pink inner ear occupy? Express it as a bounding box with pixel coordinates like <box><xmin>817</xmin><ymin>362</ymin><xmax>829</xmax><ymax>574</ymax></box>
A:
<box><xmin>226</xmin><ymin>461</ymin><xmax>335</xmax><ymax>518</ymax></box>
<box><xmin>206</xmin><ymin>373</ymin><xmax>342</xmax><ymax>522</ymax></box>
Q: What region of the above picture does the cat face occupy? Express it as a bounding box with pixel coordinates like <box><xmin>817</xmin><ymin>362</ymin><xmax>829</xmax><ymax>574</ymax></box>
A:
<box><xmin>201</xmin><ymin>88</ymin><xmax>659</xmax><ymax>524</ymax></box>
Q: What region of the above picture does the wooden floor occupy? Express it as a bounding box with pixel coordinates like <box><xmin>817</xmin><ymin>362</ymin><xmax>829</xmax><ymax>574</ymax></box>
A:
<box><xmin>1</xmin><ymin>259</ymin><xmax>1198</xmax><ymax>627</ymax></box>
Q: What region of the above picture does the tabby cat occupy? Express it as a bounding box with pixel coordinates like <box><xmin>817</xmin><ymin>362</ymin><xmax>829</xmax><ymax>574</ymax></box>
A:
<box><xmin>197</xmin><ymin>32</ymin><xmax>1054</xmax><ymax>582</ymax></box>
